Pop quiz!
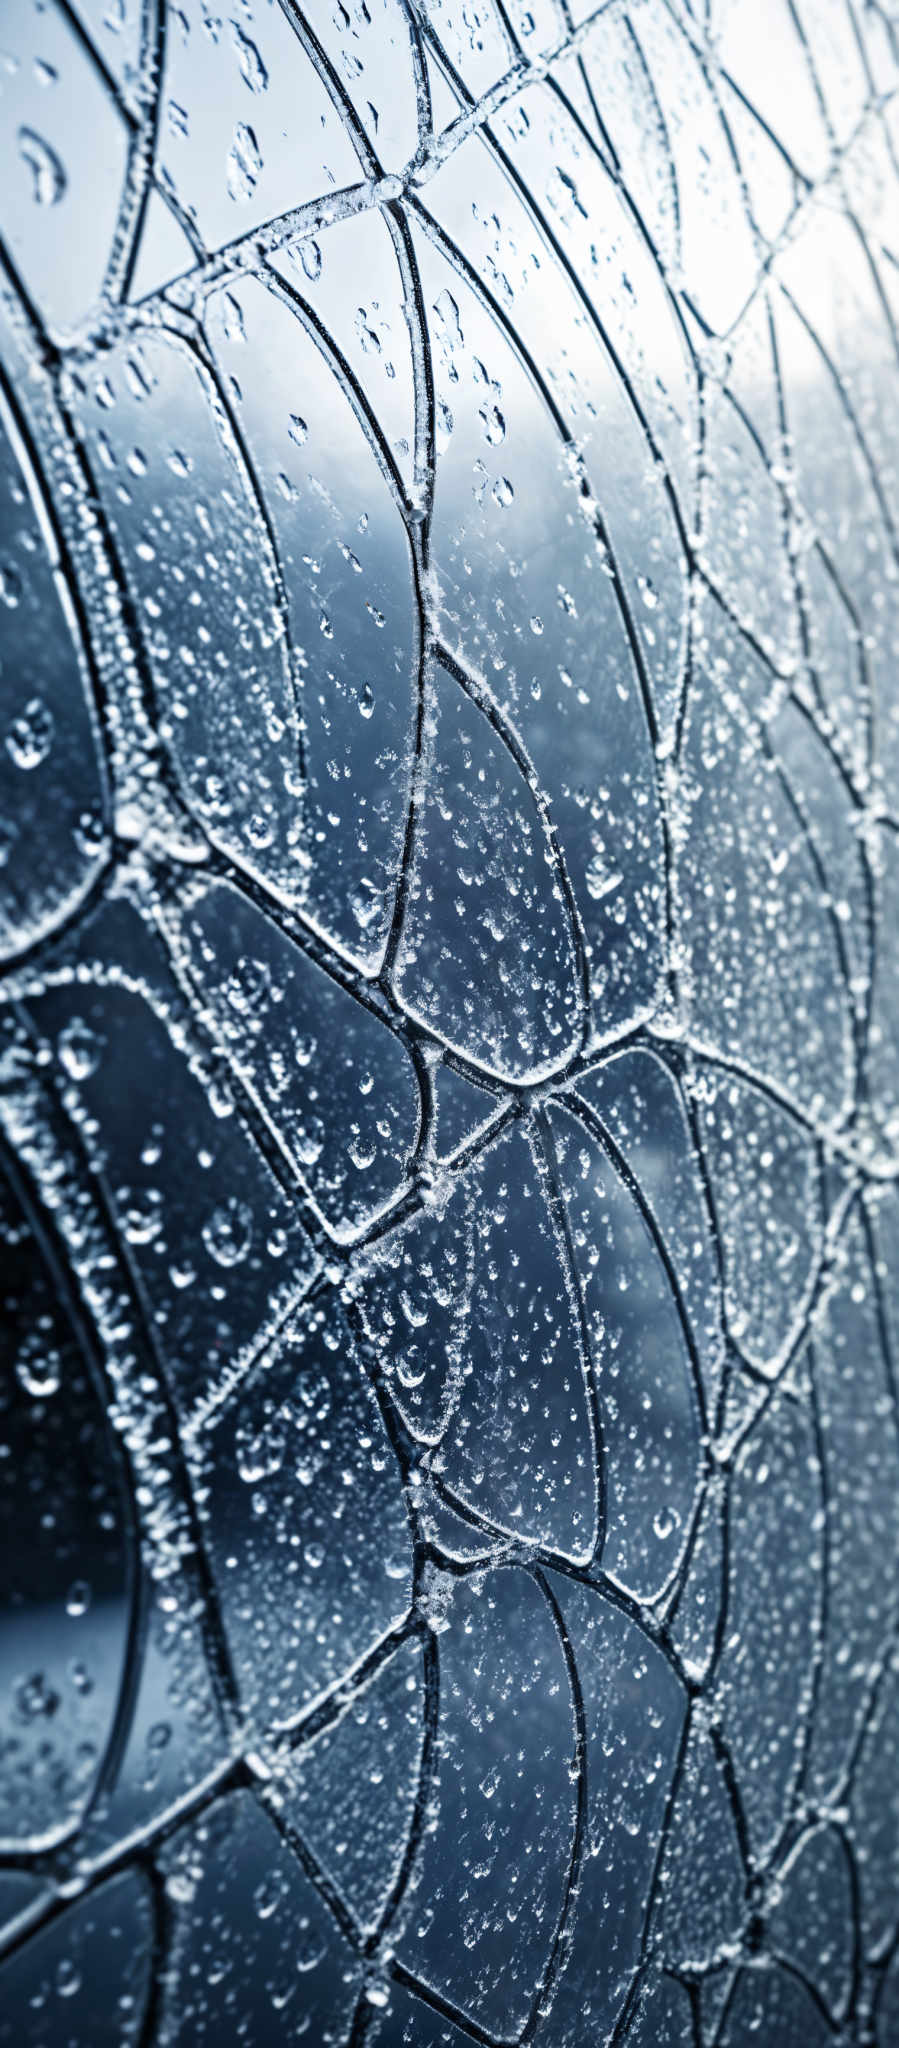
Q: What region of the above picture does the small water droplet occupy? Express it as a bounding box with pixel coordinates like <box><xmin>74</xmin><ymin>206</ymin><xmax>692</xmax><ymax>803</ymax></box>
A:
<box><xmin>653</xmin><ymin>1505</ymin><xmax>680</xmax><ymax>1541</ymax></box>
<box><xmin>479</xmin><ymin>400</ymin><xmax>506</xmax><ymax>446</ymax></box>
<box><xmin>15</xmin><ymin>1335</ymin><xmax>61</xmax><ymax>1399</ymax></box>
<box><xmin>119</xmin><ymin>1187</ymin><xmax>164</xmax><ymax>1246</ymax></box>
<box><xmin>58</xmin><ymin>1018</ymin><xmax>101</xmax><ymax>1082</ymax></box>
<box><xmin>222</xmin><ymin>291</ymin><xmax>245</xmax><ymax>343</ymax></box>
<box><xmin>227</xmin><ymin>122</ymin><xmax>263</xmax><ymax>202</ymax></box>
<box><xmin>230</xmin><ymin>19</ymin><xmax>268</xmax><ymax>91</ymax></box>
<box><xmin>6</xmin><ymin>698</ymin><xmax>54</xmax><ymax>770</ymax></box>
<box><xmin>585</xmin><ymin>848</ymin><xmax>624</xmax><ymax>902</ymax></box>
<box><xmin>296</xmin><ymin>1919</ymin><xmax>326</xmax><ymax>1971</ymax></box>
<box><xmin>56</xmin><ymin>1958</ymin><xmax>81</xmax><ymax>2000</ymax></box>
<box><xmin>254</xmin><ymin>1870</ymin><xmax>288</xmax><ymax>1919</ymax></box>
<box><xmin>16</xmin><ymin>1672</ymin><xmax>60</xmax><ymax>1720</ymax></box>
<box><xmin>0</xmin><ymin>562</ymin><xmax>24</xmax><ymax>608</ymax></box>
<box><xmin>18</xmin><ymin>126</ymin><xmax>66</xmax><ymax>206</ymax></box>
<box><xmin>203</xmin><ymin>1197</ymin><xmax>253</xmax><ymax>1267</ymax></box>
<box><xmin>296</xmin><ymin>237</ymin><xmax>322</xmax><ymax>281</ymax></box>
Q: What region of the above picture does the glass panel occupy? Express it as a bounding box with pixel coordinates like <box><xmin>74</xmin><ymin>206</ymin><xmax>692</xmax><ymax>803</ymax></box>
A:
<box><xmin>1</xmin><ymin>1</ymin><xmax>898</xmax><ymax>2041</ymax></box>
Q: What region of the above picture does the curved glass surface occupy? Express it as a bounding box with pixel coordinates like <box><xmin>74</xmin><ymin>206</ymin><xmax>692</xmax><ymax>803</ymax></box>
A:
<box><xmin>1</xmin><ymin>1</ymin><xmax>899</xmax><ymax>2042</ymax></box>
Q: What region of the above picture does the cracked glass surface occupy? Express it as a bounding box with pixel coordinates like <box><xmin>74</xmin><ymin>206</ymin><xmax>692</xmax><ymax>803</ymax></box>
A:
<box><xmin>1</xmin><ymin>0</ymin><xmax>899</xmax><ymax>2041</ymax></box>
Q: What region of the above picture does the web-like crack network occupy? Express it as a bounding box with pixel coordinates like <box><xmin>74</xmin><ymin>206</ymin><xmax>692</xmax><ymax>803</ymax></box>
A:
<box><xmin>1</xmin><ymin>0</ymin><xmax>899</xmax><ymax>2041</ymax></box>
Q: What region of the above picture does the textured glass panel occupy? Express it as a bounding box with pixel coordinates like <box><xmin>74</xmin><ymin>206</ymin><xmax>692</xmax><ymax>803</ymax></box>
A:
<box><xmin>1</xmin><ymin>2</ymin><xmax>899</xmax><ymax>2044</ymax></box>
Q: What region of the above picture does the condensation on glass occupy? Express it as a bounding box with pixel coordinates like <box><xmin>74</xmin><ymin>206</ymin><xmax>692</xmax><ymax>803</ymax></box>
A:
<box><xmin>0</xmin><ymin>0</ymin><xmax>898</xmax><ymax>2041</ymax></box>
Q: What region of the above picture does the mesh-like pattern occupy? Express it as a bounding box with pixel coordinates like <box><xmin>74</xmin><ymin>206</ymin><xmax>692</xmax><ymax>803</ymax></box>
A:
<box><xmin>1</xmin><ymin>0</ymin><xmax>899</xmax><ymax>2041</ymax></box>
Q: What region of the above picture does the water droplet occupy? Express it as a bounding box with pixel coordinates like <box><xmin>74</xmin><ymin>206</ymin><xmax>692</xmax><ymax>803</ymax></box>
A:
<box><xmin>203</xmin><ymin>1197</ymin><xmax>253</xmax><ymax>1267</ymax></box>
<box><xmin>124</xmin><ymin>351</ymin><xmax>153</xmax><ymax>401</ymax></box>
<box><xmin>230</xmin><ymin>20</ymin><xmax>268</xmax><ymax>92</ymax></box>
<box><xmin>18</xmin><ymin>126</ymin><xmax>66</xmax><ymax>206</ymax></box>
<box><xmin>119</xmin><ymin>1187</ymin><xmax>164</xmax><ymax>1246</ymax></box>
<box><xmin>296</xmin><ymin>237</ymin><xmax>322</xmax><ymax>281</ymax></box>
<box><xmin>296</xmin><ymin>1919</ymin><xmax>326</xmax><ymax>1971</ymax></box>
<box><xmin>246</xmin><ymin>810</ymin><xmax>274</xmax><ymax>849</ymax></box>
<box><xmin>222</xmin><ymin>291</ymin><xmax>245</xmax><ymax>343</ymax></box>
<box><xmin>254</xmin><ymin>1870</ymin><xmax>288</xmax><ymax>1919</ymax></box>
<box><xmin>546</xmin><ymin>164</ymin><xmax>586</xmax><ymax>220</ymax></box>
<box><xmin>15</xmin><ymin>1335</ymin><xmax>61</xmax><ymax>1401</ymax></box>
<box><xmin>74</xmin><ymin>807</ymin><xmax>105</xmax><ymax>858</ymax></box>
<box><xmin>433</xmin><ymin>289</ymin><xmax>463</xmax><ymax>351</ymax></box>
<box><xmin>349</xmin><ymin>1131</ymin><xmax>377</xmax><ymax>1170</ymax></box>
<box><xmin>56</xmin><ymin>1958</ymin><xmax>81</xmax><ymax>1999</ymax></box>
<box><xmin>355</xmin><ymin>306</ymin><xmax>382</xmax><ymax>356</ymax></box>
<box><xmin>16</xmin><ymin>1672</ymin><xmax>60</xmax><ymax>1719</ymax></box>
<box><xmin>7</xmin><ymin>697</ymin><xmax>54</xmax><ymax>770</ymax></box>
<box><xmin>0</xmin><ymin>561</ymin><xmax>23</xmax><ymax>608</ymax></box>
<box><xmin>585</xmin><ymin>848</ymin><xmax>624</xmax><ymax>901</ymax></box>
<box><xmin>58</xmin><ymin>1018</ymin><xmax>101</xmax><ymax>1082</ymax></box>
<box><xmin>653</xmin><ymin>1505</ymin><xmax>680</xmax><ymax>1542</ymax></box>
<box><xmin>479</xmin><ymin>400</ymin><xmax>506</xmax><ymax>446</ymax></box>
<box><xmin>227</xmin><ymin>122</ymin><xmax>262</xmax><ymax>202</ymax></box>
<box><xmin>236</xmin><ymin>1414</ymin><xmax>286</xmax><ymax>1483</ymax></box>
